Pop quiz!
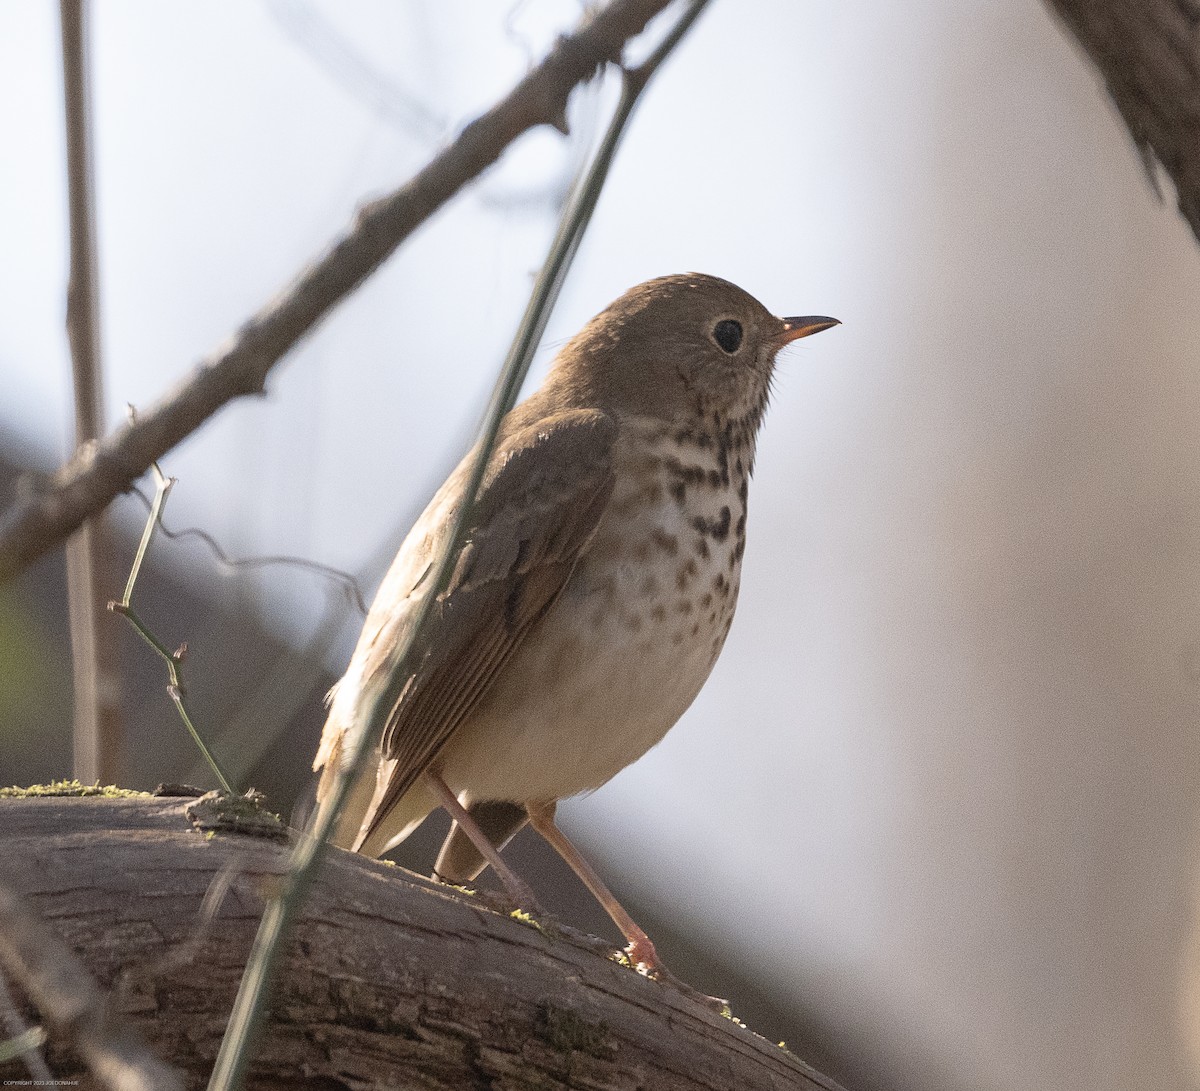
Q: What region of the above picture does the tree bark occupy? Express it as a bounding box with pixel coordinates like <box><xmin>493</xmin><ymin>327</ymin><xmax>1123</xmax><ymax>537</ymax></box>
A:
<box><xmin>0</xmin><ymin>794</ymin><xmax>846</xmax><ymax>1091</ymax></box>
<box><xmin>1044</xmin><ymin>0</ymin><xmax>1200</xmax><ymax>243</ymax></box>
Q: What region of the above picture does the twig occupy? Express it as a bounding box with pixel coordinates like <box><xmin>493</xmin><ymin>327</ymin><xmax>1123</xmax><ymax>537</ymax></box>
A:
<box><xmin>108</xmin><ymin>462</ymin><xmax>235</xmax><ymax>795</ymax></box>
<box><xmin>204</xmin><ymin>4</ymin><xmax>710</xmax><ymax>1088</ymax></box>
<box><xmin>60</xmin><ymin>0</ymin><xmax>121</xmax><ymax>783</ymax></box>
<box><xmin>0</xmin><ymin>967</ymin><xmax>52</xmax><ymax>1080</ymax></box>
<box><xmin>122</xmin><ymin>422</ymin><xmax>360</xmax><ymax>791</ymax></box>
<box><xmin>120</xmin><ymin>459</ymin><xmax>171</xmax><ymax>605</ymax></box>
<box><xmin>126</xmin><ymin>482</ymin><xmax>368</xmax><ymax>616</ymax></box>
<box><xmin>0</xmin><ymin>0</ymin><xmax>678</xmax><ymax>585</ymax></box>
<box><xmin>0</xmin><ymin>881</ymin><xmax>184</xmax><ymax>1091</ymax></box>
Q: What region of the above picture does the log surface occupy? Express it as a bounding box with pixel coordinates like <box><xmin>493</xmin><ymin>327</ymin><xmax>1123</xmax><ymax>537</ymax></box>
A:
<box><xmin>0</xmin><ymin>794</ymin><xmax>846</xmax><ymax>1090</ymax></box>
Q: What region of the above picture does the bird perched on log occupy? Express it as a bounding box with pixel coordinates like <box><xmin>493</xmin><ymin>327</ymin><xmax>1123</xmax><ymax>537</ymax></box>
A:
<box><xmin>314</xmin><ymin>273</ymin><xmax>838</xmax><ymax>1000</ymax></box>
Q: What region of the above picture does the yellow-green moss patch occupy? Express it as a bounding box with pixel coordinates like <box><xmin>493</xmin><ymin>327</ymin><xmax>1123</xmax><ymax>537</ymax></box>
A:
<box><xmin>509</xmin><ymin>908</ymin><xmax>548</xmax><ymax>935</ymax></box>
<box><xmin>0</xmin><ymin>780</ymin><xmax>150</xmax><ymax>799</ymax></box>
<box><xmin>185</xmin><ymin>789</ymin><xmax>286</xmax><ymax>840</ymax></box>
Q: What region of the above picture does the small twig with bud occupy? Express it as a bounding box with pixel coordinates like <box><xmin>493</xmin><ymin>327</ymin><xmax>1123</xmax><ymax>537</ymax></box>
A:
<box><xmin>107</xmin><ymin>458</ymin><xmax>234</xmax><ymax>795</ymax></box>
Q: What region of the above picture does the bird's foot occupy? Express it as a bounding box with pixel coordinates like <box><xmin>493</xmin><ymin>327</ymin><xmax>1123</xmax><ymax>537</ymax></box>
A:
<box><xmin>623</xmin><ymin>939</ymin><xmax>728</xmax><ymax>1013</ymax></box>
<box><xmin>623</xmin><ymin>936</ymin><xmax>659</xmax><ymax>970</ymax></box>
<box><xmin>494</xmin><ymin>874</ymin><xmax>545</xmax><ymax>919</ymax></box>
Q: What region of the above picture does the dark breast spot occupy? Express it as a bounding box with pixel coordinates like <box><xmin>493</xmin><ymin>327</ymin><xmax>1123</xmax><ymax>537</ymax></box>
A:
<box><xmin>692</xmin><ymin>506</ymin><xmax>731</xmax><ymax>542</ymax></box>
<box><xmin>651</xmin><ymin>529</ymin><xmax>679</xmax><ymax>555</ymax></box>
<box><xmin>664</xmin><ymin>457</ymin><xmax>706</xmax><ymax>485</ymax></box>
<box><xmin>675</xmin><ymin>557</ymin><xmax>699</xmax><ymax>590</ymax></box>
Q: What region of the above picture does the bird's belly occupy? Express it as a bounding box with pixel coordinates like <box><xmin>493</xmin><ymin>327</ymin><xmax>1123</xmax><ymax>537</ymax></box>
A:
<box><xmin>439</xmin><ymin>485</ymin><xmax>742</xmax><ymax>803</ymax></box>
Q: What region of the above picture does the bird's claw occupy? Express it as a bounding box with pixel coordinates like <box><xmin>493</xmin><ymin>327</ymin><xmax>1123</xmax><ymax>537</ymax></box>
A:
<box><xmin>622</xmin><ymin>941</ymin><xmax>729</xmax><ymax>1013</ymax></box>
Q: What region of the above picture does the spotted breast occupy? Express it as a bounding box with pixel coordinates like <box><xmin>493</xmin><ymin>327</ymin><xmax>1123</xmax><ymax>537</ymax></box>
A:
<box><xmin>436</xmin><ymin>410</ymin><xmax>757</xmax><ymax>804</ymax></box>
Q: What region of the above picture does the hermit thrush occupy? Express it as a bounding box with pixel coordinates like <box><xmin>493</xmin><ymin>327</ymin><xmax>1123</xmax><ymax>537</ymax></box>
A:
<box><xmin>314</xmin><ymin>273</ymin><xmax>838</xmax><ymax>997</ymax></box>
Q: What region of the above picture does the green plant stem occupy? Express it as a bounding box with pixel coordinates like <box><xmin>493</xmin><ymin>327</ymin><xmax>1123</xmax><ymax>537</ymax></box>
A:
<box><xmin>205</xmin><ymin>5</ymin><xmax>710</xmax><ymax>1089</ymax></box>
<box><xmin>167</xmin><ymin>685</ymin><xmax>233</xmax><ymax>796</ymax></box>
<box><xmin>121</xmin><ymin>463</ymin><xmax>172</xmax><ymax>606</ymax></box>
<box><xmin>108</xmin><ymin>463</ymin><xmax>235</xmax><ymax>795</ymax></box>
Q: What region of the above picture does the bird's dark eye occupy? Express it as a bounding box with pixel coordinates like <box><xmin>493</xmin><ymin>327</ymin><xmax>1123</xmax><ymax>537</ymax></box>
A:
<box><xmin>712</xmin><ymin>319</ymin><xmax>743</xmax><ymax>354</ymax></box>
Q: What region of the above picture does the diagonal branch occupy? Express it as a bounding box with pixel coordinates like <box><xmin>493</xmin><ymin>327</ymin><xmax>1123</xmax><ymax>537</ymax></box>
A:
<box><xmin>0</xmin><ymin>0</ymin><xmax>677</xmax><ymax>585</ymax></box>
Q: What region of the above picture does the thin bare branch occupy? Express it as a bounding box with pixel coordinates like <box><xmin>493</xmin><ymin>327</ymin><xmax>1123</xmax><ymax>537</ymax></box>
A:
<box><xmin>0</xmin><ymin>881</ymin><xmax>184</xmax><ymax>1091</ymax></box>
<box><xmin>0</xmin><ymin>0</ymin><xmax>678</xmax><ymax>585</ymax></box>
<box><xmin>60</xmin><ymin>0</ymin><xmax>121</xmax><ymax>782</ymax></box>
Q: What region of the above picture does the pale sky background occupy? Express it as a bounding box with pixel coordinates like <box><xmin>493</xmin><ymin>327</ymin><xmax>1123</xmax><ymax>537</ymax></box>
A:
<box><xmin>3</xmin><ymin>2</ymin><xmax>1200</xmax><ymax>1090</ymax></box>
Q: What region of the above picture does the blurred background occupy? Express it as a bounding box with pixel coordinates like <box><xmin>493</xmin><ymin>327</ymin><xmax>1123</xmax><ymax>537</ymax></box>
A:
<box><xmin>3</xmin><ymin>1</ymin><xmax>1200</xmax><ymax>1089</ymax></box>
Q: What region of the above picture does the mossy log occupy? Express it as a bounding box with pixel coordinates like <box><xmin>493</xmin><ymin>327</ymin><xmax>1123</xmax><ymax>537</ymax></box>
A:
<box><xmin>0</xmin><ymin>792</ymin><xmax>846</xmax><ymax>1090</ymax></box>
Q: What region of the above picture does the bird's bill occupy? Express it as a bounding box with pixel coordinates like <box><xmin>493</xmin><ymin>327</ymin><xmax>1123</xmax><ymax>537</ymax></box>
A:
<box><xmin>775</xmin><ymin>316</ymin><xmax>841</xmax><ymax>344</ymax></box>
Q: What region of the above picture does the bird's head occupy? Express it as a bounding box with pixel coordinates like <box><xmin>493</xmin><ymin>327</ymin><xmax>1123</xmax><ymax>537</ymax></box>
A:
<box><xmin>551</xmin><ymin>272</ymin><xmax>839</xmax><ymax>432</ymax></box>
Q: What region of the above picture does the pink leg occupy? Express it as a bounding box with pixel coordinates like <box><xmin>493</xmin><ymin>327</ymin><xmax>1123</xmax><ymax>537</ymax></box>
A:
<box><xmin>425</xmin><ymin>772</ymin><xmax>542</xmax><ymax>913</ymax></box>
<box><xmin>525</xmin><ymin>801</ymin><xmax>726</xmax><ymax>1011</ymax></box>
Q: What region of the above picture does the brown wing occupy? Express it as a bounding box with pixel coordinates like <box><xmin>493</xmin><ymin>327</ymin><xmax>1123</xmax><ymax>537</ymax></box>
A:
<box><xmin>347</xmin><ymin>407</ymin><xmax>616</xmax><ymax>851</ymax></box>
